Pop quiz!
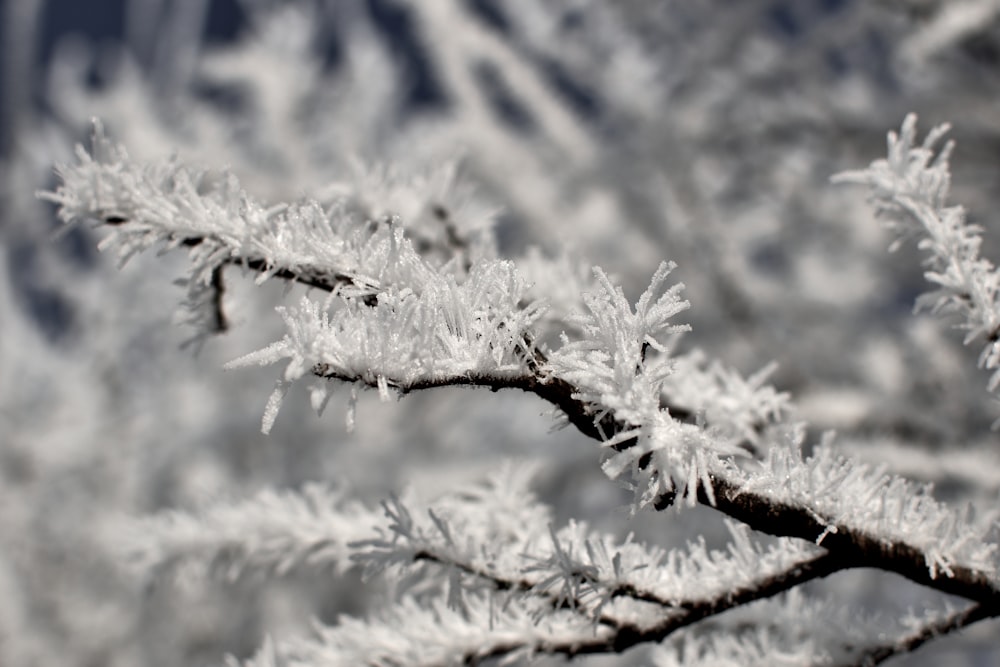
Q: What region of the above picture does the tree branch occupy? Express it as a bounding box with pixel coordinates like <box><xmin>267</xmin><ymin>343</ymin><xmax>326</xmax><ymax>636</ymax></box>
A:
<box><xmin>846</xmin><ymin>602</ymin><xmax>999</xmax><ymax>666</ymax></box>
<box><xmin>311</xmin><ymin>364</ymin><xmax>1000</xmax><ymax>609</ymax></box>
<box><xmin>692</xmin><ymin>478</ymin><xmax>1000</xmax><ymax>605</ymax></box>
<box><xmin>176</xmin><ymin>233</ymin><xmax>380</xmax><ymax>307</ymax></box>
<box><xmin>463</xmin><ymin>551</ymin><xmax>841</xmax><ymax>662</ymax></box>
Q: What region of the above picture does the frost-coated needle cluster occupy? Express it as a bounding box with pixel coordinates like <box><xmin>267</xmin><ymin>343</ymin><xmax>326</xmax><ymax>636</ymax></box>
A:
<box><xmin>834</xmin><ymin>114</ymin><xmax>1000</xmax><ymax>395</ymax></box>
<box><xmin>226</xmin><ymin>259</ymin><xmax>544</xmax><ymax>433</ymax></box>
<box><xmin>41</xmin><ymin>102</ymin><xmax>1000</xmax><ymax>667</ymax></box>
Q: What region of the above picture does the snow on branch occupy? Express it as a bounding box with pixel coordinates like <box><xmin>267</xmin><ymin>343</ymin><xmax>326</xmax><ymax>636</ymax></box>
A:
<box><xmin>223</xmin><ymin>254</ymin><xmax>1000</xmax><ymax>604</ymax></box>
<box><xmin>651</xmin><ymin>590</ymin><xmax>874</xmax><ymax>667</ymax></box>
<box><xmin>117</xmin><ymin>484</ymin><xmax>378</xmax><ymax>583</ymax></box>
<box><xmin>235</xmin><ymin>533</ymin><xmax>834</xmax><ymax>666</ymax></box>
<box><xmin>39</xmin><ymin>122</ymin><xmax>452</xmax><ymax>326</ymax></box>
<box><xmin>352</xmin><ymin>462</ymin><xmax>554</xmax><ymax>600</ymax></box>
<box><xmin>726</xmin><ymin>437</ymin><xmax>999</xmax><ymax>584</ymax></box>
<box><xmin>596</xmin><ymin>424</ymin><xmax>1000</xmax><ymax>611</ymax></box>
<box><xmin>43</xmin><ymin>117</ymin><xmax>1000</xmax><ymax>663</ymax></box>
<box><xmin>226</xmin><ymin>259</ymin><xmax>545</xmax><ymax>432</ymax></box>
<box><xmin>855</xmin><ymin>601</ymin><xmax>999</xmax><ymax>665</ymax></box>
<box><xmin>649</xmin><ymin>589</ymin><xmax>983</xmax><ymax>667</ymax></box>
<box><xmin>142</xmin><ymin>465</ymin><xmax>836</xmax><ymax>665</ymax></box>
<box><xmin>240</xmin><ymin>592</ymin><xmax>611</xmax><ymax>667</ymax></box>
<box><xmin>356</xmin><ymin>480</ymin><xmax>824</xmax><ymax>620</ymax></box>
<box><xmin>229</xmin><ymin>494</ymin><xmax>990</xmax><ymax>667</ymax></box>
<box><xmin>834</xmin><ymin>114</ymin><xmax>1000</xmax><ymax>395</ymax></box>
<box><xmin>120</xmin><ymin>463</ymin><xmax>549</xmax><ymax>590</ymax></box>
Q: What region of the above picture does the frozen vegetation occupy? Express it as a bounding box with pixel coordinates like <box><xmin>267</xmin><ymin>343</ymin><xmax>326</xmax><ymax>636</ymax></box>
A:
<box><xmin>2</xmin><ymin>1</ymin><xmax>1000</xmax><ymax>665</ymax></box>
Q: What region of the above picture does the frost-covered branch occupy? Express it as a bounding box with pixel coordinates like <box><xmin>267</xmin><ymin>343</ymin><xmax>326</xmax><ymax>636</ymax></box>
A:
<box><xmin>40</xmin><ymin>134</ymin><xmax>787</xmax><ymax>443</ymax></box>
<box><xmin>231</xmin><ymin>265</ymin><xmax>999</xmax><ymax>606</ymax></box>
<box><xmin>144</xmin><ymin>468</ymin><xmax>832</xmax><ymax>665</ymax></box>
<box><xmin>356</xmin><ymin>484</ymin><xmax>827</xmax><ymax>621</ymax></box>
<box><xmin>834</xmin><ymin>114</ymin><xmax>1000</xmax><ymax>394</ymax></box>
<box><xmin>165</xmin><ymin>225</ymin><xmax>1000</xmax><ymax>609</ymax></box>
<box><xmin>238</xmin><ymin>593</ymin><xmax>609</xmax><ymax>667</ymax></box>
<box><xmin>850</xmin><ymin>601</ymin><xmax>998</xmax><ymax>666</ymax></box>
<box><xmin>221</xmin><ymin>258</ymin><xmax>999</xmax><ymax>659</ymax></box>
<box><xmin>225</xmin><ymin>258</ymin><xmax>545</xmax><ymax>433</ymax></box>
<box><xmin>704</xmin><ymin>448</ymin><xmax>999</xmax><ymax>604</ymax></box>
<box><xmin>119</xmin><ymin>484</ymin><xmax>378</xmax><ymax>582</ymax></box>
<box><xmin>40</xmin><ymin>112</ymin><xmax>1000</xmax><ymax>665</ymax></box>
<box><xmin>38</xmin><ymin>123</ymin><xmax>490</xmax><ymax>332</ymax></box>
<box><xmin>241</xmin><ymin>551</ymin><xmax>839</xmax><ymax>667</ymax></box>
<box><xmin>650</xmin><ymin>590</ymin><xmax>989</xmax><ymax>667</ymax></box>
<box><xmin>325</xmin><ymin>366</ymin><xmax>999</xmax><ymax>610</ymax></box>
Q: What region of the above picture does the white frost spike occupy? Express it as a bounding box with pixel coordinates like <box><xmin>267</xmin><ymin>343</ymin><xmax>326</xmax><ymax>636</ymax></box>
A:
<box><xmin>636</xmin><ymin>261</ymin><xmax>691</xmax><ymax>353</ymax></box>
<box><xmin>548</xmin><ymin>260</ymin><xmax>691</xmax><ymax>428</ymax></box>
<box><xmin>309</xmin><ymin>381</ymin><xmax>333</xmax><ymax>416</ymax></box>
<box><xmin>377</xmin><ymin>375</ymin><xmax>391</xmax><ymax>402</ymax></box>
<box><xmin>346</xmin><ymin>386</ymin><xmax>358</xmax><ymax>433</ymax></box>
<box><xmin>261</xmin><ymin>381</ymin><xmax>291</xmax><ymax>435</ymax></box>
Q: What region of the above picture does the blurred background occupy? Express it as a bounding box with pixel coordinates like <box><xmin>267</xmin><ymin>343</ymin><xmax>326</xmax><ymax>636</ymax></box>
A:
<box><xmin>2</xmin><ymin>1</ymin><xmax>1000</xmax><ymax>665</ymax></box>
